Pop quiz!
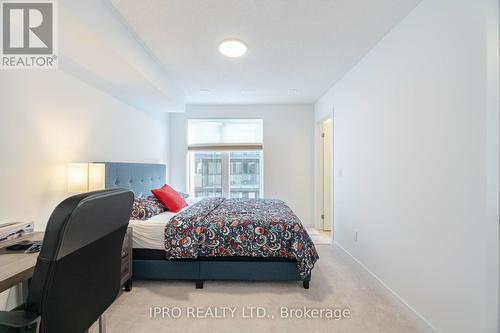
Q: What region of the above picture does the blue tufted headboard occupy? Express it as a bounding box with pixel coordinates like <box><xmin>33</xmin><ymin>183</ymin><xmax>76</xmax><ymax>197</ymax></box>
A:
<box><xmin>100</xmin><ymin>162</ymin><xmax>166</xmax><ymax>199</ymax></box>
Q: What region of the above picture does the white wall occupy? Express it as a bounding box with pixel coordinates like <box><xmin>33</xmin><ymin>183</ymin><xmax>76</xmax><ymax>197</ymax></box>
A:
<box><xmin>0</xmin><ymin>70</ymin><xmax>169</xmax><ymax>233</ymax></box>
<box><xmin>315</xmin><ymin>0</ymin><xmax>499</xmax><ymax>332</ymax></box>
<box><xmin>169</xmin><ymin>104</ymin><xmax>315</xmax><ymax>226</ymax></box>
<box><xmin>0</xmin><ymin>69</ymin><xmax>169</xmax><ymax>310</ymax></box>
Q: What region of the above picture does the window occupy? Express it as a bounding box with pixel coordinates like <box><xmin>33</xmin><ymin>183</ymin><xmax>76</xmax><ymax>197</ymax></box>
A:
<box><xmin>188</xmin><ymin>119</ymin><xmax>263</xmax><ymax>199</ymax></box>
<box><xmin>229</xmin><ymin>151</ymin><xmax>261</xmax><ymax>199</ymax></box>
<box><xmin>191</xmin><ymin>152</ymin><xmax>222</xmax><ymax>198</ymax></box>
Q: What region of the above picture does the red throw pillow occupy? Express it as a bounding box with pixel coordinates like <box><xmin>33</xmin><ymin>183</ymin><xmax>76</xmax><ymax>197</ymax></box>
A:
<box><xmin>151</xmin><ymin>184</ymin><xmax>188</xmax><ymax>213</ymax></box>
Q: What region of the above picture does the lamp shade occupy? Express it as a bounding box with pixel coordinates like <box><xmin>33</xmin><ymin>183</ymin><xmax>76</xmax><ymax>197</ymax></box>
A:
<box><xmin>67</xmin><ymin>163</ymin><xmax>106</xmax><ymax>192</ymax></box>
<box><xmin>67</xmin><ymin>163</ymin><xmax>89</xmax><ymax>193</ymax></box>
<box><xmin>88</xmin><ymin>163</ymin><xmax>105</xmax><ymax>191</ymax></box>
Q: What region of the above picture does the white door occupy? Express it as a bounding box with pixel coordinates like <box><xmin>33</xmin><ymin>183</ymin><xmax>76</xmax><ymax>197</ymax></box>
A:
<box><xmin>322</xmin><ymin>120</ymin><xmax>333</xmax><ymax>231</ymax></box>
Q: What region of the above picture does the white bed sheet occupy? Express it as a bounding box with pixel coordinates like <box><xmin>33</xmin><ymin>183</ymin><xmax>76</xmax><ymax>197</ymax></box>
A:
<box><xmin>129</xmin><ymin>198</ymin><xmax>198</xmax><ymax>249</ymax></box>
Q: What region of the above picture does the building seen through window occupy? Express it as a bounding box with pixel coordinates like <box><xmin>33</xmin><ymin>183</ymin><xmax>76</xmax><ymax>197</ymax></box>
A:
<box><xmin>192</xmin><ymin>151</ymin><xmax>262</xmax><ymax>199</ymax></box>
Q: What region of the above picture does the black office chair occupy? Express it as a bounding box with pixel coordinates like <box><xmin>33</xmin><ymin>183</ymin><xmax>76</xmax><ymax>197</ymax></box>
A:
<box><xmin>0</xmin><ymin>188</ymin><xmax>134</xmax><ymax>333</ymax></box>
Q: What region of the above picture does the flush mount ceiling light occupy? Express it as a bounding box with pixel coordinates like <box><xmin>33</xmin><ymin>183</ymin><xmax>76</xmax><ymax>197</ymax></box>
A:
<box><xmin>219</xmin><ymin>39</ymin><xmax>247</xmax><ymax>58</ymax></box>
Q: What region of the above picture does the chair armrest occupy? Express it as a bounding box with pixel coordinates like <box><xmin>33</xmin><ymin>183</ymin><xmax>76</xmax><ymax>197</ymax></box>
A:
<box><xmin>0</xmin><ymin>310</ymin><xmax>40</xmax><ymax>330</ymax></box>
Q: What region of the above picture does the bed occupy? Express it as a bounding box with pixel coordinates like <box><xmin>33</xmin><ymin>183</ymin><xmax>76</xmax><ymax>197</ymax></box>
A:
<box><xmin>102</xmin><ymin>162</ymin><xmax>318</xmax><ymax>289</ymax></box>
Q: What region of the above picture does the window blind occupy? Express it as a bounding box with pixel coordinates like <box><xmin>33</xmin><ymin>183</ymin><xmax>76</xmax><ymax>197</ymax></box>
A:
<box><xmin>188</xmin><ymin>119</ymin><xmax>263</xmax><ymax>150</ymax></box>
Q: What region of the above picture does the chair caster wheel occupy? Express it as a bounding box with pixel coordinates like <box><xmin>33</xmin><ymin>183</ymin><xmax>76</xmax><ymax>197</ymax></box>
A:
<box><xmin>124</xmin><ymin>279</ymin><xmax>132</xmax><ymax>292</ymax></box>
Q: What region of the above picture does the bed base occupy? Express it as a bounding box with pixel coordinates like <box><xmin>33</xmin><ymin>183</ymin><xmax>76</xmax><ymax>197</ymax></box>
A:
<box><xmin>133</xmin><ymin>259</ymin><xmax>311</xmax><ymax>289</ymax></box>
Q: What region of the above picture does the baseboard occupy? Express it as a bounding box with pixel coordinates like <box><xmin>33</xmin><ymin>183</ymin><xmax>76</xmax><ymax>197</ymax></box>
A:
<box><xmin>334</xmin><ymin>241</ymin><xmax>440</xmax><ymax>333</ymax></box>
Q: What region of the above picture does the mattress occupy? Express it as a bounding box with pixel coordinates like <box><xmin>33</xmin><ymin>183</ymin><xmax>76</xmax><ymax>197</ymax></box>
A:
<box><xmin>128</xmin><ymin>198</ymin><xmax>198</xmax><ymax>249</ymax></box>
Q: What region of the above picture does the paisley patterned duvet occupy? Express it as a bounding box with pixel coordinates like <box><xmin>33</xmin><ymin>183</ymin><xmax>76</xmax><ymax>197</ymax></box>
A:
<box><xmin>164</xmin><ymin>198</ymin><xmax>319</xmax><ymax>278</ymax></box>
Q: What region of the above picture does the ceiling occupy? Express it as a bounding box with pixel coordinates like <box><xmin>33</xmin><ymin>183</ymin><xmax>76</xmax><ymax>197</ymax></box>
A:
<box><xmin>59</xmin><ymin>0</ymin><xmax>185</xmax><ymax>113</ymax></box>
<box><xmin>110</xmin><ymin>0</ymin><xmax>421</xmax><ymax>105</ymax></box>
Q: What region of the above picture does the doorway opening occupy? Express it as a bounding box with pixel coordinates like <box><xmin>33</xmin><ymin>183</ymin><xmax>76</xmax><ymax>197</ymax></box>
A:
<box><xmin>313</xmin><ymin>117</ymin><xmax>333</xmax><ymax>245</ymax></box>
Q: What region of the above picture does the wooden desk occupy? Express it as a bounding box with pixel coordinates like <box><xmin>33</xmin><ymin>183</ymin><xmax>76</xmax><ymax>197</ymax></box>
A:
<box><xmin>0</xmin><ymin>232</ymin><xmax>44</xmax><ymax>294</ymax></box>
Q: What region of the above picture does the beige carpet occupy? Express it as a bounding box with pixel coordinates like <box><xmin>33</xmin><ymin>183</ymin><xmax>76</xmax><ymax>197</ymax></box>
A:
<box><xmin>90</xmin><ymin>245</ymin><xmax>425</xmax><ymax>333</ymax></box>
<box><xmin>306</xmin><ymin>227</ymin><xmax>332</xmax><ymax>245</ymax></box>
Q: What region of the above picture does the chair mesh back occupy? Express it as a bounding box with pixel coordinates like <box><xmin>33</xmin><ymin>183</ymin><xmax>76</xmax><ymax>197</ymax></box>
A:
<box><xmin>26</xmin><ymin>189</ymin><xmax>134</xmax><ymax>333</ymax></box>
